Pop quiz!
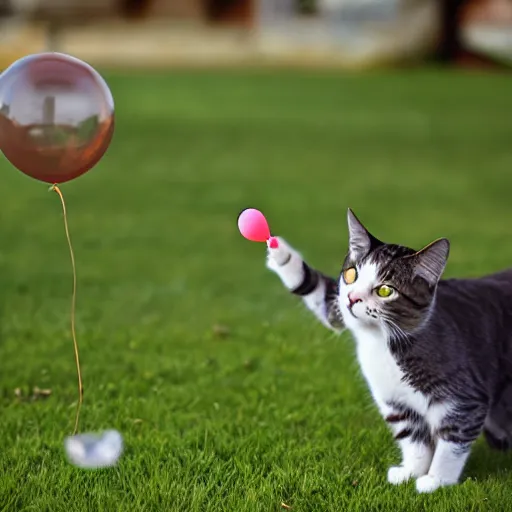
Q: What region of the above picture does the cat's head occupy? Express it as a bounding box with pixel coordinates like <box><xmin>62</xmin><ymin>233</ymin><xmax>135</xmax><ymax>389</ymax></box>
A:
<box><xmin>338</xmin><ymin>209</ymin><xmax>449</xmax><ymax>336</ymax></box>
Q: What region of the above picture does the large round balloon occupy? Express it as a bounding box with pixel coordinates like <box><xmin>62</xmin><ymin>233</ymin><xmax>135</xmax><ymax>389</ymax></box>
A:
<box><xmin>0</xmin><ymin>52</ymin><xmax>114</xmax><ymax>184</ymax></box>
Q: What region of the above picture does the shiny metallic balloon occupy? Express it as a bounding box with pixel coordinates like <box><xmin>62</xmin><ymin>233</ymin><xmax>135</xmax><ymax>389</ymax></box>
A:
<box><xmin>0</xmin><ymin>52</ymin><xmax>114</xmax><ymax>184</ymax></box>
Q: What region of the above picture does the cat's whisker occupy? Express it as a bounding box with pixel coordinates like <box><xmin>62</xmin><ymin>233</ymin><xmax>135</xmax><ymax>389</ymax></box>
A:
<box><xmin>390</xmin><ymin>324</ymin><xmax>409</xmax><ymax>345</ymax></box>
<box><xmin>381</xmin><ymin>316</ymin><xmax>410</xmax><ymax>345</ymax></box>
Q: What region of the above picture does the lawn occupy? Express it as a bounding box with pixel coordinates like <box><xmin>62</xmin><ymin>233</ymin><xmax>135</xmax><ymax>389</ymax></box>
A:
<box><xmin>1</xmin><ymin>67</ymin><xmax>512</xmax><ymax>511</ymax></box>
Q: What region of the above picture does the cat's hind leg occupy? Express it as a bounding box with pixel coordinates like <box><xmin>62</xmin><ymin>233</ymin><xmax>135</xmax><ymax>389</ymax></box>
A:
<box><xmin>483</xmin><ymin>416</ymin><xmax>511</xmax><ymax>451</ymax></box>
<box><xmin>484</xmin><ymin>380</ymin><xmax>512</xmax><ymax>451</ymax></box>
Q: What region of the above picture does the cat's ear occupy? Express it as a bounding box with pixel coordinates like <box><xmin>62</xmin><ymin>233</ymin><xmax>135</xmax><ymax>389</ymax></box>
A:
<box><xmin>347</xmin><ymin>208</ymin><xmax>381</xmax><ymax>260</ymax></box>
<box><xmin>411</xmin><ymin>238</ymin><xmax>450</xmax><ymax>287</ymax></box>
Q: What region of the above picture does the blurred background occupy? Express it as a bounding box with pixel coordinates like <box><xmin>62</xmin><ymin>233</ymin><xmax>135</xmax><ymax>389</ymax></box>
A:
<box><xmin>0</xmin><ymin>0</ymin><xmax>511</xmax><ymax>69</ymax></box>
<box><xmin>0</xmin><ymin>1</ymin><xmax>512</xmax><ymax>510</ymax></box>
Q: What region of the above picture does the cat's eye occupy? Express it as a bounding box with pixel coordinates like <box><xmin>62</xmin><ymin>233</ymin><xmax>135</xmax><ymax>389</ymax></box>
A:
<box><xmin>376</xmin><ymin>285</ymin><xmax>394</xmax><ymax>298</ymax></box>
<box><xmin>343</xmin><ymin>267</ymin><xmax>357</xmax><ymax>285</ymax></box>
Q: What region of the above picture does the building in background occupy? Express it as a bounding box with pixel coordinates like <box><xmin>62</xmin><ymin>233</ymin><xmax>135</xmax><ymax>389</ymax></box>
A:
<box><xmin>460</xmin><ymin>0</ymin><xmax>512</xmax><ymax>65</ymax></box>
<box><xmin>0</xmin><ymin>0</ymin><xmax>509</xmax><ymax>69</ymax></box>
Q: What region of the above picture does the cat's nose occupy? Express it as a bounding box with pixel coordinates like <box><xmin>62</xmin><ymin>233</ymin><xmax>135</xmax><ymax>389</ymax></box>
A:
<box><xmin>348</xmin><ymin>292</ymin><xmax>362</xmax><ymax>307</ymax></box>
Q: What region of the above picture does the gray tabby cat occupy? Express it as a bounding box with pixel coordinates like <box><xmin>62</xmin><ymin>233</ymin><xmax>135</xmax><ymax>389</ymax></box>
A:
<box><xmin>266</xmin><ymin>208</ymin><xmax>512</xmax><ymax>493</ymax></box>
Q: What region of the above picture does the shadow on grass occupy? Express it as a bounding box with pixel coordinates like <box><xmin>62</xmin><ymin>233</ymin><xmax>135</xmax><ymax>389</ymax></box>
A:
<box><xmin>465</xmin><ymin>439</ymin><xmax>512</xmax><ymax>481</ymax></box>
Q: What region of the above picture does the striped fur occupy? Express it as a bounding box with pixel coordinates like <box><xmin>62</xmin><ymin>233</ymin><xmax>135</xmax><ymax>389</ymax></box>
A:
<box><xmin>266</xmin><ymin>208</ymin><xmax>512</xmax><ymax>493</ymax></box>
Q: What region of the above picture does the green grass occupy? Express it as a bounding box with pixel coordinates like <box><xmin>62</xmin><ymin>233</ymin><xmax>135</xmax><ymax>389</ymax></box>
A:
<box><xmin>1</xmin><ymin>67</ymin><xmax>512</xmax><ymax>511</ymax></box>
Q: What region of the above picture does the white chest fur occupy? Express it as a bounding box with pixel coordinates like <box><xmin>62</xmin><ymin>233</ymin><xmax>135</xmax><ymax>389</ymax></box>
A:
<box><xmin>351</xmin><ymin>325</ymin><xmax>449</xmax><ymax>430</ymax></box>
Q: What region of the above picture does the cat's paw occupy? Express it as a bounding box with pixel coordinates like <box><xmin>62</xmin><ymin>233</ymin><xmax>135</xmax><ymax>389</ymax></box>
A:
<box><xmin>266</xmin><ymin>237</ymin><xmax>293</xmax><ymax>269</ymax></box>
<box><xmin>415</xmin><ymin>475</ymin><xmax>444</xmax><ymax>493</ymax></box>
<box><xmin>387</xmin><ymin>466</ymin><xmax>414</xmax><ymax>485</ymax></box>
<box><xmin>266</xmin><ymin>237</ymin><xmax>304</xmax><ymax>290</ymax></box>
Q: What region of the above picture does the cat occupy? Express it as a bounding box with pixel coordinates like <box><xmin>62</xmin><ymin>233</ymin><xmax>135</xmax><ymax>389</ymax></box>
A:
<box><xmin>266</xmin><ymin>208</ymin><xmax>512</xmax><ymax>493</ymax></box>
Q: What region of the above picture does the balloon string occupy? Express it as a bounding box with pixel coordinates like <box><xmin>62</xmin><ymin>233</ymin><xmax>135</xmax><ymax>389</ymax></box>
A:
<box><xmin>50</xmin><ymin>184</ymin><xmax>83</xmax><ymax>435</ymax></box>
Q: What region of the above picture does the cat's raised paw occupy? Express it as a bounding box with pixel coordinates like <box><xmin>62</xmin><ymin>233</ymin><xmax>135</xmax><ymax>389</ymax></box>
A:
<box><xmin>387</xmin><ymin>466</ymin><xmax>413</xmax><ymax>485</ymax></box>
<box><xmin>266</xmin><ymin>237</ymin><xmax>293</xmax><ymax>268</ymax></box>
<box><xmin>415</xmin><ymin>475</ymin><xmax>443</xmax><ymax>493</ymax></box>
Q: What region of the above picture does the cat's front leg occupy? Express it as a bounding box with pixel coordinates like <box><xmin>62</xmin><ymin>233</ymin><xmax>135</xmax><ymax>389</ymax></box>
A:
<box><xmin>266</xmin><ymin>237</ymin><xmax>344</xmax><ymax>332</ymax></box>
<box><xmin>385</xmin><ymin>408</ymin><xmax>434</xmax><ymax>485</ymax></box>
<box><xmin>388</xmin><ymin>439</ymin><xmax>434</xmax><ymax>484</ymax></box>
<box><xmin>415</xmin><ymin>407</ymin><xmax>486</xmax><ymax>493</ymax></box>
<box><xmin>415</xmin><ymin>439</ymin><xmax>472</xmax><ymax>493</ymax></box>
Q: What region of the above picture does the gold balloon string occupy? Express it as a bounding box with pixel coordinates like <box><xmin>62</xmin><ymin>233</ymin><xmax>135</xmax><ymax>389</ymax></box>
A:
<box><xmin>50</xmin><ymin>184</ymin><xmax>83</xmax><ymax>435</ymax></box>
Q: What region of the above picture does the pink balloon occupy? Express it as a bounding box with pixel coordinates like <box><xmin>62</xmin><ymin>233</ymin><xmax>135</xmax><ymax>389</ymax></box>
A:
<box><xmin>238</xmin><ymin>208</ymin><xmax>271</xmax><ymax>242</ymax></box>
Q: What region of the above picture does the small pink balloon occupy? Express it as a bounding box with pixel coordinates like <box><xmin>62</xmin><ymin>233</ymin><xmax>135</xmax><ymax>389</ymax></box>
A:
<box><xmin>238</xmin><ymin>208</ymin><xmax>271</xmax><ymax>242</ymax></box>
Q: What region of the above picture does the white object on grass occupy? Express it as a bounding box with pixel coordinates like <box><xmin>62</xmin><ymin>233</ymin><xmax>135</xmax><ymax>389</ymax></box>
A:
<box><xmin>64</xmin><ymin>429</ymin><xmax>123</xmax><ymax>469</ymax></box>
